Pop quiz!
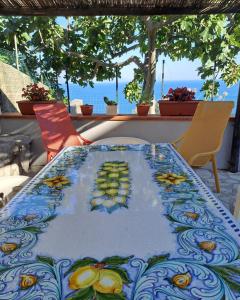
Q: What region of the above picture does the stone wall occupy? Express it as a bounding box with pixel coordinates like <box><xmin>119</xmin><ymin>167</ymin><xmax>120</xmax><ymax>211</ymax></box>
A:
<box><xmin>0</xmin><ymin>62</ymin><xmax>47</xmax><ymax>112</ymax></box>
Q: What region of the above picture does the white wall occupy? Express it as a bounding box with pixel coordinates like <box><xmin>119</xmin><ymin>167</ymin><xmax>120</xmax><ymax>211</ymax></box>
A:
<box><xmin>0</xmin><ymin>117</ymin><xmax>235</xmax><ymax>172</ymax></box>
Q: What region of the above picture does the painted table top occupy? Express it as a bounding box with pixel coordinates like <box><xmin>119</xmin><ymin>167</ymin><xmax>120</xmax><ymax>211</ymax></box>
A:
<box><xmin>0</xmin><ymin>144</ymin><xmax>240</xmax><ymax>300</ymax></box>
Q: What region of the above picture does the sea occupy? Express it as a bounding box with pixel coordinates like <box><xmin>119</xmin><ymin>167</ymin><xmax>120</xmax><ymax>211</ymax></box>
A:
<box><xmin>63</xmin><ymin>80</ymin><xmax>239</xmax><ymax>115</ymax></box>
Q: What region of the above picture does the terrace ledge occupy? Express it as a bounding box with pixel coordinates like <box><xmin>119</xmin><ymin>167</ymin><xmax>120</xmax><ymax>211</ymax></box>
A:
<box><xmin>0</xmin><ymin>113</ymin><xmax>235</xmax><ymax>121</ymax></box>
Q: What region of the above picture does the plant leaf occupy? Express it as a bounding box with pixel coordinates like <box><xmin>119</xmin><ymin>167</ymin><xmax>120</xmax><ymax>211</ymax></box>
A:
<box><xmin>67</xmin><ymin>287</ymin><xmax>94</xmax><ymax>300</ymax></box>
<box><xmin>222</xmin><ymin>275</ymin><xmax>240</xmax><ymax>292</ymax></box>
<box><xmin>101</xmin><ymin>256</ymin><xmax>133</xmax><ymax>266</ymax></box>
<box><xmin>174</xmin><ymin>226</ymin><xmax>192</xmax><ymax>233</ymax></box>
<box><xmin>36</xmin><ymin>256</ymin><xmax>54</xmax><ymax>266</ymax></box>
<box><xmin>65</xmin><ymin>257</ymin><xmax>98</xmax><ymax>276</ymax></box>
<box><xmin>147</xmin><ymin>254</ymin><xmax>170</xmax><ymax>269</ymax></box>
<box><xmin>43</xmin><ymin>214</ymin><xmax>57</xmax><ymax>223</ymax></box>
<box><xmin>106</xmin><ymin>266</ymin><xmax>132</xmax><ymax>283</ymax></box>
<box><xmin>172</xmin><ymin>199</ymin><xmax>186</xmax><ymax>205</ymax></box>
<box><xmin>165</xmin><ymin>214</ymin><xmax>177</xmax><ymax>222</ymax></box>
<box><xmin>24</xmin><ymin>226</ymin><xmax>42</xmax><ymax>234</ymax></box>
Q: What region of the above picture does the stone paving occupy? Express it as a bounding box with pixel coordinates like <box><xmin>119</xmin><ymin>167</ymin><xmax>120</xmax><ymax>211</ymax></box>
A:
<box><xmin>195</xmin><ymin>168</ymin><xmax>240</xmax><ymax>213</ymax></box>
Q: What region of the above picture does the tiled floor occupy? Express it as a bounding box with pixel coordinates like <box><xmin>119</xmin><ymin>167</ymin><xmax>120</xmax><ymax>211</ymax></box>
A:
<box><xmin>195</xmin><ymin>168</ymin><xmax>240</xmax><ymax>213</ymax></box>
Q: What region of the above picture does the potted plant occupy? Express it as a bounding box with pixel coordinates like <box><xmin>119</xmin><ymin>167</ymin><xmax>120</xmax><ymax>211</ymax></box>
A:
<box><xmin>158</xmin><ymin>87</ymin><xmax>199</xmax><ymax>116</ymax></box>
<box><xmin>17</xmin><ymin>83</ymin><xmax>56</xmax><ymax>115</ymax></box>
<box><xmin>80</xmin><ymin>104</ymin><xmax>93</xmax><ymax>115</ymax></box>
<box><xmin>104</xmin><ymin>97</ymin><xmax>118</xmax><ymax>115</ymax></box>
<box><xmin>124</xmin><ymin>80</ymin><xmax>151</xmax><ymax>116</ymax></box>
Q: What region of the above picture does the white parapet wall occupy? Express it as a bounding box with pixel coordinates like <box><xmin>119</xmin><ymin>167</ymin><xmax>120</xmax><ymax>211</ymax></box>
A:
<box><xmin>0</xmin><ymin>115</ymin><xmax>236</xmax><ymax>172</ymax></box>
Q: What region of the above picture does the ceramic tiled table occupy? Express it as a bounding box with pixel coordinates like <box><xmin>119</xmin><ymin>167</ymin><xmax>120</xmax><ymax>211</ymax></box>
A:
<box><xmin>0</xmin><ymin>144</ymin><xmax>239</xmax><ymax>299</ymax></box>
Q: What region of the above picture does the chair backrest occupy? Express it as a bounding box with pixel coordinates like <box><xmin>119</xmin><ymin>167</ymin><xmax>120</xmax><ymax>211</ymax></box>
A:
<box><xmin>177</xmin><ymin>101</ymin><xmax>234</xmax><ymax>165</ymax></box>
<box><xmin>33</xmin><ymin>103</ymin><xmax>83</xmax><ymax>154</ymax></box>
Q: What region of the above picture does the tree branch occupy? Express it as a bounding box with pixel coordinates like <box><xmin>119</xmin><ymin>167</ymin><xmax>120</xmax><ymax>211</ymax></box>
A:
<box><xmin>69</xmin><ymin>52</ymin><xmax>144</xmax><ymax>70</ymax></box>
<box><xmin>111</xmin><ymin>43</ymin><xmax>139</xmax><ymax>58</ymax></box>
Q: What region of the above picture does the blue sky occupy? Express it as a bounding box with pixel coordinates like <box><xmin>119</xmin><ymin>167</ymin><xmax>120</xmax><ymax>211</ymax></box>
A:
<box><xmin>120</xmin><ymin>55</ymin><xmax>201</xmax><ymax>82</ymax></box>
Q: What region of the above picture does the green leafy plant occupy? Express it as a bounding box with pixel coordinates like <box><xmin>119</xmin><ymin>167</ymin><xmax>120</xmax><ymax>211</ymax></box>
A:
<box><xmin>103</xmin><ymin>96</ymin><xmax>117</xmax><ymax>106</ymax></box>
<box><xmin>200</xmin><ymin>80</ymin><xmax>220</xmax><ymax>99</ymax></box>
<box><xmin>124</xmin><ymin>80</ymin><xmax>142</xmax><ymax>104</ymax></box>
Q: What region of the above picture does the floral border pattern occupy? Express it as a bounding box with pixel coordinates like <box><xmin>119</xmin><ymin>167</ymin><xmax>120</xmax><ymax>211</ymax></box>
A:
<box><xmin>0</xmin><ymin>144</ymin><xmax>239</xmax><ymax>299</ymax></box>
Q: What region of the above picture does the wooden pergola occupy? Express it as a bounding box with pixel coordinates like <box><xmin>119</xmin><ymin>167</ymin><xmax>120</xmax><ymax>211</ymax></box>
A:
<box><xmin>0</xmin><ymin>0</ymin><xmax>240</xmax><ymax>16</ymax></box>
<box><xmin>0</xmin><ymin>0</ymin><xmax>240</xmax><ymax>172</ymax></box>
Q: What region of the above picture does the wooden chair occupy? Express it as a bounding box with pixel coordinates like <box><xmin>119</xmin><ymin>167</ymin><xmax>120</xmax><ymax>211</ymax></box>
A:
<box><xmin>34</xmin><ymin>103</ymin><xmax>91</xmax><ymax>162</ymax></box>
<box><xmin>173</xmin><ymin>101</ymin><xmax>234</xmax><ymax>193</ymax></box>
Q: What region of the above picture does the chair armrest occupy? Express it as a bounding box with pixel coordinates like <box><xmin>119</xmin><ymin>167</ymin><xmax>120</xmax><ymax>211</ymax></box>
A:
<box><xmin>188</xmin><ymin>150</ymin><xmax>218</xmax><ymax>166</ymax></box>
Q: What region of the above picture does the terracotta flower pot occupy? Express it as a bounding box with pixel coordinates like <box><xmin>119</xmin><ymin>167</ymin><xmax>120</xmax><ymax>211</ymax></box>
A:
<box><xmin>17</xmin><ymin>100</ymin><xmax>57</xmax><ymax>115</ymax></box>
<box><xmin>158</xmin><ymin>100</ymin><xmax>200</xmax><ymax>116</ymax></box>
<box><xmin>137</xmin><ymin>104</ymin><xmax>150</xmax><ymax>116</ymax></box>
<box><xmin>106</xmin><ymin>105</ymin><xmax>118</xmax><ymax>115</ymax></box>
<box><xmin>81</xmin><ymin>105</ymin><xmax>93</xmax><ymax>116</ymax></box>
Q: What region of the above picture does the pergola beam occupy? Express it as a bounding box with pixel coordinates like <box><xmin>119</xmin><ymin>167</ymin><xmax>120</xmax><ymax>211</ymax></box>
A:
<box><xmin>0</xmin><ymin>1</ymin><xmax>240</xmax><ymax>16</ymax></box>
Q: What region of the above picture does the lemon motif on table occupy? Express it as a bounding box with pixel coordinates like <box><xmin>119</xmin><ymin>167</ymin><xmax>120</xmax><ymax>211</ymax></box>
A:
<box><xmin>115</xmin><ymin>196</ymin><xmax>127</xmax><ymax>204</ymax></box>
<box><xmin>120</xmin><ymin>183</ymin><xmax>130</xmax><ymax>189</ymax></box>
<box><xmin>98</xmin><ymin>183</ymin><xmax>108</xmax><ymax>190</ymax></box>
<box><xmin>98</xmin><ymin>171</ymin><xmax>107</xmax><ymax>176</ymax></box>
<box><xmin>19</xmin><ymin>274</ymin><xmax>37</xmax><ymax>289</ymax></box>
<box><xmin>0</xmin><ymin>242</ymin><xmax>18</xmax><ymax>254</ymax></box>
<box><xmin>106</xmin><ymin>189</ymin><xmax>118</xmax><ymax>196</ymax></box>
<box><xmin>119</xmin><ymin>177</ymin><xmax>129</xmax><ymax>183</ymax></box>
<box><xmin>155</xmin><ymin>173</ymin><xmax>187</xmax><ymax>185</ymax></box>
<box><xmin>103</xmin><ymin>200</ymin><xmax>116</xmax><ymax>208</ymax></box>
<box><xmin>184</xmin><ymin>212</ymin><xmax>199</xmax><ymax>220</ymax></box>
<box><xmin>24</xmin><ymin>214</ymin><xmax>37</xmax><ymax>222</ymax></box>
<box><xmin>43</xmin><ymin>175</ymin><xmax>70</xmax><ymax>188</ymax></box>
<box><xmin>69</xmin><ymin>266</ymin><xmax>100</xmax><ymax>290</ymax></box>
<box><xmin>93</xmin><ymin>191</ymin><xmax>105</xmax><ymax>197</ymax></box>
<box><xmin>93</xmin><ymin>269</ymin><xmax>123</xmax><ymax>294</ymax></box>
<box><xmin>96</xmin><ymin>178</ymin><xmax>106</xmax><ymax>183</ymax></box>
<box><xmin>91</xmin><ymin>161</ymin><xmax>131</xmax><ymax>212</ymax></box>
<box><xmin>198</xmin><ymin>241</ymin><xmax>217</xmax><ymax>252</ymax></box>
<box><xmin>108</xmin><ymin>173</ymin><xmax>119</xmax><ymax>179</ymax></box>
<box><xmin>91</xmin><ymin>198</ymin><xmax>104</xmax><ymax>206</ymax></box>
<box><xmin>108</xmin><ymin>182</ymin><xmax>119</xmax><ymax>188</ymax></box>
<box><xmin>172</xmin><ymin>272</ymin><xmax>192</xmax><ymax>288</ymax></box>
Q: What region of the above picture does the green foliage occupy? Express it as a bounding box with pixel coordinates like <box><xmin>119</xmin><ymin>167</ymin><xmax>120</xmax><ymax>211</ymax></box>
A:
<box><xmin>146</xmin><ymin>254</ymin><xmax>169</xmax><ymax>270</ymax></box>
<box><xmin>1</xmin><ymin>15</ymin><xmax>240</xmax><ymax>101</ymax></box>
<box><xmin>0</xmin><ymin>52</ymin><xmax>10</xmax><ymax>64</ymax></box>
<box><xmin>124</xmin><ymin>80</ymin><xmax>142</xmax><ymax>104</ymax></box>
<box><xmin>200</xmin><ymin>80</ymin><xmax>220</xmax><ymax>99</ymax></box>
<box><xmin>67</xmin><ymin>287</ymin><xmax>94</xmax><ymax>300</ymax></box>
<box><xmin>101</xmin><ymin>255</ymin><xmax>133</xmax><ymax>266</ymax></box>
<box><xmin>65</xmin><ymin>257</ymin><xmax>98</xmax><ymax>276</ymax></box>
<box><xmin>36</xmin><ymin>255</ymin><xmax>54</xmax><ymax>266</ymax></box>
